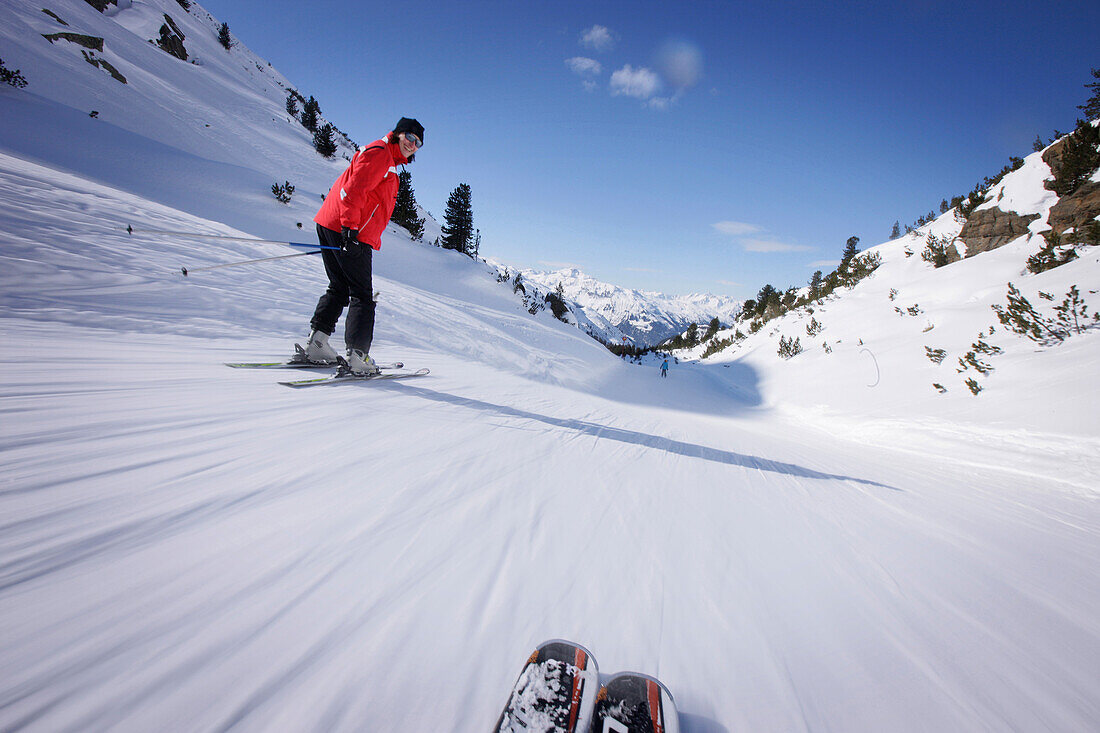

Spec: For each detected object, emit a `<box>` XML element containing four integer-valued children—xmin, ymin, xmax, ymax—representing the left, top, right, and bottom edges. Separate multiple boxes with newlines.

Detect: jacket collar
<box><xmin>386</xmin><ymin>134</ymin><xmax>409</xmax><ymax>165</ymax></box>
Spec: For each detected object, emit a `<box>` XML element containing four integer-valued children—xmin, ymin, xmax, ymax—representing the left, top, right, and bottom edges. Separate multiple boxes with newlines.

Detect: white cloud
<box><xmin>742</xmin><ymin>239</ymin><xmax>814</xmax><ymax>253</ymax></box>
<box><xmin>656</xmin><ymin>39</ymin><xmax>703</xmax><ymax>90</ymax></box>
<box><xmin>581</xmin><ymin>25</ymin><xmax>614</xmax><ymax>51</ymax></box>
<box><xmin>809</xmin><ymin>260</ymin><xmax>840</xmax><ymax>268</ymax></box>
<box><xmin>610</xmin><ymin>65</ymin><xmax>661</xmax><ymax>99</ymax></box>
<box><xmin>565</xmin><ymin>57</ymin><xmax>602</xmax><ymax>76</ymax></box>
<box><xmin>582</xmin><ymin>80</ymin><xmax>598</xmax><ymax>93</ymax></box>
<box><xmin>712</xmin><ymin>221</ymin><xmax>762</xmax><ymax>236</ymax></box>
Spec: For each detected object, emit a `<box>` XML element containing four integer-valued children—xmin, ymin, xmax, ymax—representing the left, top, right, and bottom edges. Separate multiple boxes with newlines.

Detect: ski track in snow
<box><xmin>1</xmin><ymin>8</ymin><xmax>1099</xmax><ymax>727</ymax></box>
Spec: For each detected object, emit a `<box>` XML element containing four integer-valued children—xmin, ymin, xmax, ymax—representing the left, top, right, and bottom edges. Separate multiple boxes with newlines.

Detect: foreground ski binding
<box><xmin>592</xmin><ymin>672</ymin><xmax>680</xmax><ymax>733</ymax></box>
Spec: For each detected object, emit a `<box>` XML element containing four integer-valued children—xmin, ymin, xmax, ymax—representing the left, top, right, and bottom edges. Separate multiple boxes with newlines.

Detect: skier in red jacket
<box><xmin>300</xmin><ymin>117</ymin><xmax>424</xmax><ymax>374</ymax></box>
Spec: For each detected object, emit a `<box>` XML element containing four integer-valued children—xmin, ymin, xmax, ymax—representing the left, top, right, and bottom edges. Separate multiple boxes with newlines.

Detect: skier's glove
<box><xmin>340</xmin><ymin>227</ymin><xmax>359</xmax><ymax>251</ymax></box>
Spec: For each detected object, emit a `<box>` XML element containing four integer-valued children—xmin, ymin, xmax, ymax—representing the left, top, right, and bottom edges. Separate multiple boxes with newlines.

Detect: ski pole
<box><xmin>180</xmin><ymin>249</ymin><xmax>323</xmax><ymax>277</ymax></box>
<box><xmin>126</xmin><ymin>225</ymin><xmax>338</xmax><ymax>250</ymax></box>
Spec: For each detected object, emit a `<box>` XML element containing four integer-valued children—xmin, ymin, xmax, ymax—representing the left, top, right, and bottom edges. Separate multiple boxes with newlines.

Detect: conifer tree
<box><xmin>808</xmin><ymin>270</ymin><xmax>823</xmax><ymax>300</ymax></box>
<box><xmin>441</xmin><ymin>183</ymin><xmax>474</xmax><ymax>256</ymax></box>
<box><xmin>756</xmin><ymin>284</ymin><xmax>780</xmax><ymax>319</ymax></box>
<box><xmin>1050</xmin><ymin>120</ymin><xmax>1100</xmax><ymax>196</ymax></box>
<box><xmin>704</xmin><ymin>317</ymin><xmax>721</xmax><ymax>340</ymax></box>
<box><xmin>217</xmin><ymin>23</ymin><xmax>232</xmax><ymax>50</ymax></box>
<box><xmin>841</xmin><ymin>236</ymin><xmax>860</xmax><ymax>266</ymax></box>
<box><xmin>300</xmin><ymin>96</ymin><xmax>320</xmax><ymax>133</ymax></box>
<box><xmin>392</xmin><ymin>170</ymin><xmax>425</xmax><ymax>239</ymax></box>
<box><xmin>313</xmin><ymin>123</ymin><xmax>337</xmax><ymax>157</ymax></box>
<box><xmin>285</xmin><ymin>94</ymin><xmax>298</xmax><ymax>118</ymax></box>
<box><xmin>1079</xmin><ymin>67</ymin><xmax>1100</xmax><ymax>120</ymax></box>
<box><xmin>890</xmin><ymin>221</ymin><xmax>901</xmax><ymax>239</ymax></box>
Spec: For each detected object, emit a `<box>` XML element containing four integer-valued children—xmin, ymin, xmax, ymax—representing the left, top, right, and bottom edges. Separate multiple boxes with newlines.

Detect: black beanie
<box><xmin>393</xmin><ymin>117</ymin><xmax>424</xmax><ymax>143</ymax></box>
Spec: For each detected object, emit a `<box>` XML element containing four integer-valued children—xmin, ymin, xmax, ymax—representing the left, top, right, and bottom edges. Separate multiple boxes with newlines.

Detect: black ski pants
<box><xmin>309</xmin><ymin>224</ymin><xmax>375</xmax><ymax>354</ymax></box>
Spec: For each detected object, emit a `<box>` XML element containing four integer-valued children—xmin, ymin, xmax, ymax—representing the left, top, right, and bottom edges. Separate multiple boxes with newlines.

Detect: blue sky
<box><xmin>201</xmin><ymin>0</ymin><xmax>1099</xmax><ymax>298</ymax></box>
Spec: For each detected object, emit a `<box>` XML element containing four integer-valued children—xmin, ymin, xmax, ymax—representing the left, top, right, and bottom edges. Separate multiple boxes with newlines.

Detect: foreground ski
<box><xmin>495</xmin><ymin>639</ymin><xmax>598</xmax><ymax>733</ymax></box>
<box><xmin>591</xmin><ymin>672</ymin><xmax>679</xmax><ymax>733</ymax></box>
<box><xmin>279</xmin><ymin>367</ymin><xmax>429</xmax><ymax>388</ymax></box>
<box><xmin>227</xmin><ymin>344</ymin><xmax>402</xmax><ymax>370</ymax></box>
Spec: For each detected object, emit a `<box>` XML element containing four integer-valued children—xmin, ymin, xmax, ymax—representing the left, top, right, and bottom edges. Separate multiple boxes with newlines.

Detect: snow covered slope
<box><xmin>0</xmin><ymin>0</ymin><xmax>357</xmax><ymax>247</ymax></box>
<box><xmin>2</xmin><ymin>3</ymin><xmax>1099</xmax><ymax>732</ymax></box>
<box><xmin>681</xmin><ymin>145</ymin><xmax>1100</xmax><ymax>445</ymax></box>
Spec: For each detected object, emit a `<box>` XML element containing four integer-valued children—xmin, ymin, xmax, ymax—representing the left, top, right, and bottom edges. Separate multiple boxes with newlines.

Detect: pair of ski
<box><xmin>496</xmin><ymin>639</ymin><xmax>678</xmax><ymax>733</ymax></box>
<box><xmin>226</xmin><ymin>344</ymin><xmax>429</xmax><ymax>388</ymax></box>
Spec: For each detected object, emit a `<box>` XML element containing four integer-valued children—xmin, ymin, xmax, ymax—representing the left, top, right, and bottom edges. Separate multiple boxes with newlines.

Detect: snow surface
<box><xmin>2</xmin><ymin>2</ymin><xmax>1099</xmax><ymax>731</ymax></box>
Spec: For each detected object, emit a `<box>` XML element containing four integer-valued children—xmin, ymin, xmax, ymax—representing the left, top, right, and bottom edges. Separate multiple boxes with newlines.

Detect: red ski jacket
<box><xmin>314</xmin><ymin>135</ymin><xmax>409</xmax><ymax>250</ymax></box>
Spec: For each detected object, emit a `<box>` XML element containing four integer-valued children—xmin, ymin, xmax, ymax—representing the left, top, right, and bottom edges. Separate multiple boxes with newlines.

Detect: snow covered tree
<box><xmin>313</xmin><ymin>123</ymin><xmax>336</xmax><ymax>158</ymax></box>
<box><xmin>777</xmin><ymin>335</ymin><xmax>803</xmax><ymax>359</ymax></box>
<box><xmin>217</xmin><ymin>23</ymin><xmax>232</xmax><ymax>50</ymax></box>
<box><xmin>890</xmin><ymin>221</ymin><xmax>901</xmax><ymax>239</ymax></box>
<box><xmin>441</xmin><ymin>183</ymin><xmax>474</xmax><ymax>256</ymax></box>
<box><xmin>392</xmin><ymin>170</ymin><xmax>425</xmax><ymax>240</ymax></box>
<box><xmin>285</xmin><ymin>94</ymin><xmax>298</xmax><ymax>118</ymax></box>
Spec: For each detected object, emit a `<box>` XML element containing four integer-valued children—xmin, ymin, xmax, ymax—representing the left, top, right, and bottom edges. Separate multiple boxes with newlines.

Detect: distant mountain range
<box><xmin>489</xmin><ymin>264</ymin><xmax>743</xmax><ymax>346</ymax></box>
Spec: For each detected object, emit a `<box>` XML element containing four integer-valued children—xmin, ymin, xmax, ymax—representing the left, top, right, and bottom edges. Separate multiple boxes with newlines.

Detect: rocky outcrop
<box><xmin>1047</xmin><ymin>181</ymin><xmax>1100</xmax><ymax>236</ymax></box>
<box><xmin>81</xmin><ymin>51</ymin><xmax>126</xmax><ymax>84</ymax></box>
<box><xmin>1044</xmin><ymin>132</ymin><xmax>1100</xmax><ymax>236</ymax></box>
<box><xmin>41</xmin><ymin>9</ymin><xmax>69</xmax><ymax>25</ymax></box>
<box><xmin>42</xmin><ymin>32</ymin><xmax>103</xmax><ymax>52</ymax></box>
<box><xmin>958</xmin><ymin>206</ymin><xmax>1040</xmax><ymax>257</ymax></box>
<box><xmin>157</xmin><ymin>14</ymin><xmax>188</xmax><ymax>61</ymax></box>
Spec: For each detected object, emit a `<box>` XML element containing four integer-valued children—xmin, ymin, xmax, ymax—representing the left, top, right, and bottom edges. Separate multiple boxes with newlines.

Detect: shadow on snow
<box><xmin>379</xmin><ymin>383</ymin><xmax>896</xmax><ymax>490</ymax></box>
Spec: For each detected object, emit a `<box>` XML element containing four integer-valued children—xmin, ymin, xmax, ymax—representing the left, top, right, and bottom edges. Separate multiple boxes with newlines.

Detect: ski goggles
<box><xmin>404</xmin><ymin>132</ymin><xmax>423</xmax><ymax>149</ymax></box>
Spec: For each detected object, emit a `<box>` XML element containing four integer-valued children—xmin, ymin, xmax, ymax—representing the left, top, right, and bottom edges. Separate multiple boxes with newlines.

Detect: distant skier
<box><xmin>299</xmin><ymin>117</ymin><xmax>425</xmax><ymax>374</ymax></box>
<box><xmin>660</xmin><ymin>358</ymin><xmax>668</xmax><ymax>378</ymax></box>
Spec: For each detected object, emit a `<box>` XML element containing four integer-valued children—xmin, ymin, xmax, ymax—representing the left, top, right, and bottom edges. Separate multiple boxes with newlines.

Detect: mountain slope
<box><xmin>679</xmin><ymin>144</ymin><xmax>1100</xmax><ymax>442</ymax></box>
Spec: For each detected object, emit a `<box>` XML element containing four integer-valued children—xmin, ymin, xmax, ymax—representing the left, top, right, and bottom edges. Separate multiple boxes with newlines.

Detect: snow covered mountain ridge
<box><xmin>489</xmin><ymin>263</ymin><xmax>743</xmax><ymax>346</ymax></box>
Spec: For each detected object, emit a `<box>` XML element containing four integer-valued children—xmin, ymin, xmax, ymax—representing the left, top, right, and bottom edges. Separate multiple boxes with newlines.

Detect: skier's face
<box><xmin>398</xmin><ymin>132</ymin><xmax>421</xmax><ymax>158</ymax></box>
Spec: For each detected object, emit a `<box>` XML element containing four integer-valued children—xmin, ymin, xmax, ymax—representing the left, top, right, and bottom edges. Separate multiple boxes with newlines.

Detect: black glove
<box><xmin>340</xmin><ymin>227</ymin><xmax>359</xmax><ymax>252</ymax></box>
